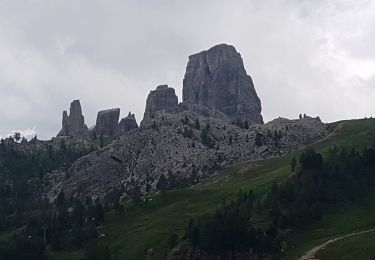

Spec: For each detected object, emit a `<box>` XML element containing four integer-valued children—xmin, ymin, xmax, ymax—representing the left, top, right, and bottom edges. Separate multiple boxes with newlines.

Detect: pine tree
<box><xmin>131</xmin><ymin>184</ymin><xmax>142</xmax><ymax>205</ymax></box>
<box><xmin>194</xmin><ymin>118</ymin><xmax>200</xmax><ymax>130</ymax></box>
<box><xmin>255</xmin><ymin>133</ymin><xmax>263</xmax><ymax>147</ymax></box>
<box><xmin>55</xmin><ymin>190</ymin><xmax>65</xmax><ymax>207</ymax></box>
<box><xmin>13</xmin><ymin>132</ymin><xmax>21</xmax><ymax>142</ymax></box>
<box><xmin>290</xmin><ymin>157</ymin><xmax>297</xmax><ymax>172</ymax></box>
<box><xmin>99</xmin><ymin>134</ymin><xmax>104</xmax><ymax>148</ymax></box>
<box><xmin>157</xmin><ymin>174</ymin><xmax>168</xmax><ymax>195</ymax></box>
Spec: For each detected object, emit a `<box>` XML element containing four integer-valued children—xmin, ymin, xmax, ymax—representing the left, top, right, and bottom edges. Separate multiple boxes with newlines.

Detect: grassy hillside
<box><xmin>50</xmin><ymin>118</ymin><xmax>375</xmax><ymax>260</ymax></box>
<box><xmin>316</xmin><ymin>231</ymin><xmax>375</xmax><ymax>260</ymax></box>
<box><xmin>280</xmin><ymin>119</ymin><xmax>375</xmax><ymax>259</ymax></box>
<box><xmin>281</xmin><ymin>193</ymin><xmax>375</xmax><ymax>259</ymax></box>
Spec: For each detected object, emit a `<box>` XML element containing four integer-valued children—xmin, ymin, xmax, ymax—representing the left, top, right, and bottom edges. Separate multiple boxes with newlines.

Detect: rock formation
<box><xmin>182</xmin><ymin>44</ymin><xmax>263</xmax><ymax>124</ymax></box>
<box><xmin>46</xmin><ymin>112</ymin><xmax>327</xmax><ymax>201</ymax></box>
<box><xmin>143</xmin><ymin>85</ymin><xmax>178</xmax><ymax>120</ymax></box>
<box><xmin>57</xmin><ymin>100</ymin><xmax>89</xmax><ymax>137</ymax></box>
<box><xmin>94</xmin><ymin>108</ymin><xmax>120</xmax><ymax>136</ymax></box>
<box><xmin>46</xmin><ymin>44</ymin><xmax>329</xmax><ymax>203</ymax></box>
<box><xmin>116</xmin><ymin>112</ymin><xmax>138</xmax><ymax>136</ymax></box>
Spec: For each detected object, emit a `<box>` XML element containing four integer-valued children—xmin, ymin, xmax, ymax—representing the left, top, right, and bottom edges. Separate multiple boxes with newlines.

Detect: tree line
<box><xmin>183</xmin><ymin>142</ymin><xmax>375</xmax><ymax>258</ymax></box>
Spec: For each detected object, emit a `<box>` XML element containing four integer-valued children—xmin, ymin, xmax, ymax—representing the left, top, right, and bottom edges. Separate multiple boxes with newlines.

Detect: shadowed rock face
<box><xmin>94</xmin><ymin>108</ymin><xmax>120</xmax><ymax>136</ymax></box>
<box><xmin>182</xmin><ymin>44</ymin><xmax>263</xmax><ymax>124</ymax></box>
<box><xmin>57</xmin><ymin>100</ymin><xmax>89</xmax><ymax>137</ymax></box>
<box><xmin>116</xmin><ymin>112</ymin><xmax>138</xmax><ymax>135</ymax></box>
<box><xmin>143</xmin><ymin>84</ymin><xmax>178</xmax><ymax>120</ymax></box>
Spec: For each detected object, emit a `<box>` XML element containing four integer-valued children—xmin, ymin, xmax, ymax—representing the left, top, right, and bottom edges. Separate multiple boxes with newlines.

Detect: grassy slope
<box><xmin>316</xmin><ymin>231</ymin><xmax>375</xmax><ymax>260</ymax></box>
<box><xmin>101</xmin><ymin>158</ymin><xmax>292</xmax><ymax>259</ymax></box>
<box><xmin>281</xmin><ymin>194</ymin><xmax>375</xmax><ymax>259</ymax></box>
<box><xmin>281</xmin><ymin>119</ymin><xmax>375</xmax><ymax>259</ymax></box>
<box><xmin>50</xmin><ymin>118</ymin><xmax>375</xmax><ymax>260</ymax></box>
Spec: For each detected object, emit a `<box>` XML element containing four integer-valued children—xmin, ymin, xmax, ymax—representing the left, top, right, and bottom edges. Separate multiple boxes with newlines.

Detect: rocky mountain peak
<box><xmin>182</xmin><ymin>43</ymin><xmax>263</xmax><ymax>124</ymax></box>
<box><xmin>126</xmin><ymin>111</ymin><xmax>136</xmax><ymax>119</ymax></box>
<box><xmin>69</xmin><ymin>100</ymin><xmax>84</xmax><ymax>118</ymax></box>
<box><xmin>156</xmin><ymin>84</ymin><xmax>169</xmax><ymax>90</ymax></box>
<box><xmin>57</xmin><ymin>99</ymin><xmax>89</xmax><ymax>137</ymax></box>
<box><xmin>116</xmin><ymin>112</ymin><xmax>138</xmax><ymax>136</ymax></box>
<box><xmin>48</xmin><ymin>44</ymin><xmax>329</xmax><ymax>204</ymax></box>
<box><xmin>143</xmin><ymin>84</ymin><xmax>179</xmax><ymax>120</ymax></box>
<box><xmin>94</xmin><ymin>108</ymin><xmax>120</xmax><ymax>136</ymax></box>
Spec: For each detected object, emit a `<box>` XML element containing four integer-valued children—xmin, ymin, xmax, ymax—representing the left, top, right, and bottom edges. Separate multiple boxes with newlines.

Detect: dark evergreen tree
<box><xmin>244</xmin><ymin>121</ymin><xmax>250</xmax><ymax>129</ymax></box>
<box><xmin>99</xmin><ymin>134</ymin><xmax>104</xmax><ymax>148</ymax></box>
<box><xmin>255</xmin><ymin>133</ymin><xmax>263</xmax><ymax>147</ymax></box>
<box><xmin>290</xmin><ymin>157</ymin><xmax>297</xmax><ymax>172</ymax></box>
<box><xmin>13</xmin><ymin>132</ymin><xmax>21</xmax><ymax>142</ymax></box>
<box><xmin>194</xmin><ymin>118</ymin><xmax>200</xmax><ymax>130</ymax></box>
<box><xmin>55</xmin><ymin>190</ymin><xmax>65</xmax><ymax>207</ymax></box>
<box><xmin>157</xmin><ymin>174</ymin><xmax>168</xmax><ymax>195</ymax></box>
<box><xmin>130</xmin><ymin>184</ymin><xmax>142</xmax><ymax>205</ymax></box>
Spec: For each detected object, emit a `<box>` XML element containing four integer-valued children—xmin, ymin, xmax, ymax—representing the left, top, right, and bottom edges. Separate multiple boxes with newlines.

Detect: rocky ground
<box><xmin>44</xmin><ymin>111</ymin><xmax>328</xmax><ymax>202</ymax></box>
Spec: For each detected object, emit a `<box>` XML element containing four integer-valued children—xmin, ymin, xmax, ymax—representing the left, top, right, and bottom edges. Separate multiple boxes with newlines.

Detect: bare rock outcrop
<box><xmin>94</xmin><ymin>108</ymin><xmax>120</xmax><ymax>137</ymax></box>
<box><xmin>182</xmin><ymin>44</ymin><xmax>263</xmax><ymax>124</ymax></box>
<box><xmin>116</xmin><ymin>112</ymin><xmax>138</xmax><ymax>136</ymax></box>
<box><xmin>46</xmin><ymin>112</ymin><xmax>327</xmax><ymax>201</ymax></box>
<box><xmin>143</xmin><ymin>85</ymin><xmax>178</xmax><ymax>120</ymax></box>
<box><xmin>57</xmin><ymin>100</ymin><xmax>89</xmax><ymax>137</ymax></box>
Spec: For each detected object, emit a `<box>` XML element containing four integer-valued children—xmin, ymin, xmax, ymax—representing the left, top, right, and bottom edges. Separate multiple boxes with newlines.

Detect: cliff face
<box><xmin>182</xmin><ymin>44</ymin><xmax>263</xmax><ymax>124</ymax></box>
<box><xmin>94</xmin><ymin>108</ymin><xmax>120</xmax><ymax>137</ymax></box>
<box><xmin>57</xmin><ymin>100</ymin><xmax>89</xmax><ymax>138</ymax></box>
<box><xmin>143</xmin><ymin>85</ymin><xmax>179</xmax><ymax>120</ymax></box>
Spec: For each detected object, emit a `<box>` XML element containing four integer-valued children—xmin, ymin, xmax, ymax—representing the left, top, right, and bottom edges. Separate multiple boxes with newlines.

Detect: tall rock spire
<box><xmin>94</xmin><ymin>108</ymin><xmax>120</xmax><ymax>137</ymax></box>
<box><xmin>182</xmin><ymin>44</ymin><xmax>263</xmax><ymax>124</ymax></box>
<box><xmin>143</xmin><ymin>84</ymin><xmax>178</xmax><ymax>120</ymax></box>
<box><xmin>57</xmin><ymin>100</ymin><xmax>89</xmax><ymax>137</ymax></box>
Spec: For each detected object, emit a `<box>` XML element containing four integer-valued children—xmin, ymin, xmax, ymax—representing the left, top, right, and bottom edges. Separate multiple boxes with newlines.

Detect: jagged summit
<box><xmin>94</xmin><ymin>108</ymin><xmax>120</xmax><ymax>136</ymax></box>
<box><xmin>182</xmin><ymin>43</ymin><xmax>263</xmax><ymax>124</ymax></box>
<box><xmin>116</xmin><ymin>112</ymin><xmax>138</xmax><ymax>135</ymax></box>
<box><xmin>59</xmin><ymin>44</ymin><xmax>271</xmax><ymax>139</ymax></box>
<box><xmin>57</xmin><ymin>101</ymin><xmax>139</xmax><ymax>138</ymax></box>
<box><xmin>49</xmin><ymin>44</ymin><xmax>329</xmax><ymax>204</ymax></box>
<box><xmin>187</xmin><ymin>43</ymin><xmax>239</xmax><ymax>66</ymax></box>
<box><xmin>57</xmin><ymin>99</ymin><xmax>89</xmax><ymax>137</ymax></box>
<box><xmin>143</xmin><ymin>84</ymin><xmax>179</xmax><ymax>120</ymax></box>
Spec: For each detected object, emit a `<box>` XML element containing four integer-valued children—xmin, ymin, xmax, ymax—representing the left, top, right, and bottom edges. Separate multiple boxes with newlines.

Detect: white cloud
<box><xmin>315</xmin><ymin>34</ymin><xmax>375</xmax><ymax>83</ymax></box>
<box><xmin>0</xmin><ymin>127</ymin><xmax>37</xmax><ymax>140</ymax></box>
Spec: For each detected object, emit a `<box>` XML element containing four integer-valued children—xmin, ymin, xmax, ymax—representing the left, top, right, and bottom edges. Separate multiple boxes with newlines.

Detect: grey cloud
<box><xmin>0</xmin><ymin>0</ymin><xmax>374</xmax><ymax>139</ymax></box>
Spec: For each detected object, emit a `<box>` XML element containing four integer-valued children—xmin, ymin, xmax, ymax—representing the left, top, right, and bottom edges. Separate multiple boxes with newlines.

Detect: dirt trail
<box><xmin>298</xmin><ymin>228</ymin><xmax>375</xmax><ymax>260</ymax></box>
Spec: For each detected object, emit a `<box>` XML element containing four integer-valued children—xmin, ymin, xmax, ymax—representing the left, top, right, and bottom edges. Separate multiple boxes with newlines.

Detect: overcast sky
<box><xmin>0</xmin><ymin>0</ymin><xmax>374</xmax><ymax>139</ymax></box>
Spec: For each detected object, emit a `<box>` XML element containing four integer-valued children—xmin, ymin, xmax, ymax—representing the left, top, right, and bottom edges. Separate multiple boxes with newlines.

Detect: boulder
<box><xmin>57</xmin><ymin>100</ymin><xmax>89</xmax><ymax>137</ymax></box>
<box><xmin>182</xmin><ymin>44</ymin><xmax>263</xmax><ymax>124</ymax></box>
